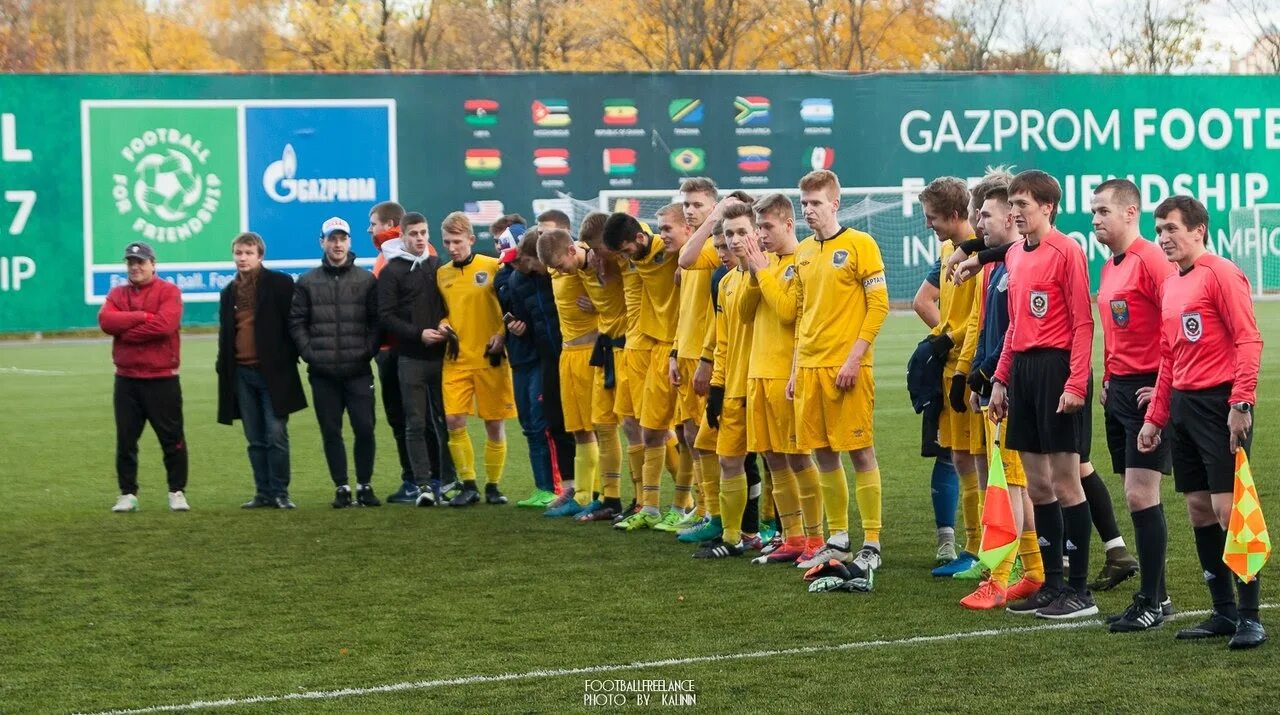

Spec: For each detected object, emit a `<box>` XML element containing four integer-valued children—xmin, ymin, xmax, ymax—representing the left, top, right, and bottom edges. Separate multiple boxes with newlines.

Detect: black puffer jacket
<box><xmin>503</xmin><ymin>266</ymin><xmax>561</xmax><ymax>365</ymax></box>
<box><xmin>289</xmin><ymin>253</ymin><xmax>379</xmax><ymax>378</ymax></box>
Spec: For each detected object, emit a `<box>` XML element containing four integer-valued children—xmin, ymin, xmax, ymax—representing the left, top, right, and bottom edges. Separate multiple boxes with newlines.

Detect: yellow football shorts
<box><xmin>676</xmin><ymin>357</ymin><xmax>706</xmax><ymax>425</ymax></box>
<box><xmin>795</xmin><ymin>365</ymin><xmax>875</xmax><ymax>452</ymax></box>
<box><xmin>559</xmin><ymin>345</ymin><xmax>595</xmax><ymax>433</ymax></box>
<box><xmin>715</xmin><ymin>396</ymin><xmax>748</xmax><ymax>458</ymax></box>
<box><xmin>638</xmin><ymin>342</ymin><xmax>678</xmax><ymax>432</ymax></box>
<box><xmin>443</xmin><ymin>364</ymin><xmax>516</xmax><ymax>421</ymax></box>
<box><xmin>613</xmin><ymin>347</ymin><xmax>644</xmax><ymax>418</ymax></box>
<box><xmin>984</xmin><ymin>409</ymin><xmax>1026</xmax><ymax>487</ymax></box>
<box><xmin>747</xmin><ymin>377</ymin><xmax>799</xmax><ymax>454</ymax></box>
<box><xmin>591</xmin><ymin>365</ymin><xmax>617</xmax><ymax>426</ymax></box>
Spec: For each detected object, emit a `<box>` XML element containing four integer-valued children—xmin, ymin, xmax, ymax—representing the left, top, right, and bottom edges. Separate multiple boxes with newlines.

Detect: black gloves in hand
<box><xmin>949</xmin><ymin>374</ymin><xmax>968</xmax><ymax>413</ymax></box>
<box><xmin>443</xmin><ymin>327</ymin><xmax>460</xmax><ymax>361</ymax></box>
<box><xmin>926</xmin><ymin>333</ymin><xmax>954</xmax><ymax>361</ymax></box>
<box><xmin>967</xmin><ymin>366</ymin><xmax>991</xmax><ymax>399</ymax></box>
<box><xmin>706</xmin><ymin>385</ymin><xmax>725</xmax><ymax>430</ymax></box>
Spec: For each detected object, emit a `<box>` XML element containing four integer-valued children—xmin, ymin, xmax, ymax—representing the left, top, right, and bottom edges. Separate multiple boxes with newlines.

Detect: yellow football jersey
<box><xmin>931</xmin><ymin>239</ymin><xmax>979</xmax><ymax>373</ymax></box>
<box><xmin>577</xmin><ymin>243</ymin><xmax>627</xmax><ymax>339</ymax></box>
<box><xmin>743</xmin><ymin>252</ymin><xmax>799</xmax><ymax>380</ymax></box>
<box><xmin>711</xmin><ymin>268</ymin><xmax>755</xmax><ymax>399</ymax></box>
<box><xmin>619</xmin><ymin>255</ymin><xmax>643</xmax><ymax>344</ymax></box>
<box><xmin>956</xmin><ymin>264</ymin><xmax>987</xmax><ymax>375</ymax></box>
<box><xmin>793</xmin><ymin>228</ymin><xmax>889</xmax><ymax>369</ymax></box>
<box><xmin>675</xmin><ymin>242</ymin><xmax>720</xmax><ymax>360</ymax></box>
<box><xmin>437</xmin><ymin>254</ymin><xmax>505</xmax><ymax>369</ymax></box>
<box><xmin>632</xmin><ymin>231</ymin><xmax>678</xmax><ymax>346</ymax></box>
<box><xmin>551</xmin><ymin>266</ymin><xmax>598</xmax><ymax>343</ymax></box>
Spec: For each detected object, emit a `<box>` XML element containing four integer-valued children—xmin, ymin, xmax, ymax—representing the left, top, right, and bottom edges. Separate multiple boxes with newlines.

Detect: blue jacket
<box><xmin>972</xmin><ymin>263</ymin><xmax>1010</xmax><ymax>390</ymax></box>
<box><xmin>498</xmin><ymin>265</ymin><xmax>560</xmax><ymax>367</ymax></box>
<box><xmin>906</xmin><ymin>337</ymin><xmax>944</xmax><ymax>415</ymax></box>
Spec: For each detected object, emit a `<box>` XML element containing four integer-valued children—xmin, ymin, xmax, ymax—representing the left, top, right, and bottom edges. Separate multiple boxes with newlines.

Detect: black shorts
<box><xmin>1007</xmin><ymin>349</ymin><xmax>1092</xmax><ymax>457</ymax></box>
<box><xmin>1104</xmin><ymin>373</ymin><xmax>1172</xmax><ymax>475</ymax></box>
<box><xmin>1170</xmin><ymin>384</ymin><xmax>1250</xmax><ymax>495</ymax></box>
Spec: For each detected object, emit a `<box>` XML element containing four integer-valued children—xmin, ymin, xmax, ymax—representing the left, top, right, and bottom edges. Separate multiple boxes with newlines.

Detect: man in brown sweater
<box><xmin>217</xmin><ymin>232</ymin><xmax>308</xmax><ymax>508</ymax></box>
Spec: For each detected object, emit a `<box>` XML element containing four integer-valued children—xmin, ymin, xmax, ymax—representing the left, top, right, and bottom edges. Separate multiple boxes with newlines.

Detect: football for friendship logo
<box><xmin>116</xmin><ymin>128</ymin><xmax>224</xmax><ymax>242</ymax></box>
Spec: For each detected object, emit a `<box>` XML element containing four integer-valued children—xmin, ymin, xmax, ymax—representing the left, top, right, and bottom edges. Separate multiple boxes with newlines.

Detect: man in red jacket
<box><xmin>97</xmin><ymin>241</ymin><xmax>188</xmax><ymax>513</ymax></box>
<box><xmin>1139</xmin><ymin>195</ymin><xmax>1266</xmax><ymax>650</ymax></box>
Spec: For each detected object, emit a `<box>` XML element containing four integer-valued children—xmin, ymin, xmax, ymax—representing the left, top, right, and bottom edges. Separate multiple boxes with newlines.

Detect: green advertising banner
<box><xmin>1</xmin><ymin>73</ymin><xmax>1278</xmax><ymax>332</ymax></box>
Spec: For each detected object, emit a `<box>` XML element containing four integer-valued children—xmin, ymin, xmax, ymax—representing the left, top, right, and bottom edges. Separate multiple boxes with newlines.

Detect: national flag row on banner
<box><xmin>464</xmin><ymin>97</ymin><xmax>836</xmax><ymax>128</ymax></box>
<box><xmin>463</xmin><ymin>146</ymin><xmax>836</xmax><ymax>177</ymax></box>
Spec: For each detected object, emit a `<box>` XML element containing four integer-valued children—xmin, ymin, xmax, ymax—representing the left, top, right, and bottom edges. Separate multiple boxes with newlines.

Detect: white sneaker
<box><xmin>112</xmin><ymin>494</ymin><xmax>139</xmax><ymax>513</ymax></box>
<box><xmin>853</xmin><ymin>545</ymin><xmax>882</xmax><ymax>572</ymax></box>
<box><xmin>795</xmin><ymin>544</ymin><xmax>854</xmax><ymax>570</ymax></box>
<box><xmin>168</xmin><ymin>491</ymin><xmax>190</xmax><ymax>511</ymax></box>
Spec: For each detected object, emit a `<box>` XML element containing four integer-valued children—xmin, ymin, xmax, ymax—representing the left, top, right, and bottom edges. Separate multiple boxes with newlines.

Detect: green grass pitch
<box><xmin>2</xmin><ymin>307</ymin><xmax>1278</xmax><ymax>714</ymax></box>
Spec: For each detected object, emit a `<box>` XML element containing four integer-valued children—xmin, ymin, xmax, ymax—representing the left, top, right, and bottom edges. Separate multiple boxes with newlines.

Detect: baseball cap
<box><xmin>322</xmin><ymin>217</ymin><xmax>351</xmax><ymax>238</ymax></box>
<box><xmin>123</xmin><ymin>241</ymin><xmax>156</xmax><ymax>261</ymax></box>
<box><xmin>496</xmin><ymin>224</ymin><xmax>527</xmax><ymax>264</ymax></box>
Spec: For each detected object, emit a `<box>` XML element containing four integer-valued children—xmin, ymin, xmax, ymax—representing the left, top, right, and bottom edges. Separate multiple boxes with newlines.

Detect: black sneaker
<box><xmin>1088</xmin><ymin>547</ymin><xmax>1140</xmax><ymax>591</ymax></box>
<box><xmin>1006</xmin><ymin>586</ymin><xmax>1061</xmax><ymax>615</ymax></box>
<box><xmin>485</xmin><ymin>483</ymin><xmax>508</xmax><ymax>505</ymax></box>
<box><xmin>1107</xmin><ymin>596</ymin><xmax>1174</xmax><ymax>624</ymax></box>
<box><xmin>448</xmin><ymin>486</ymin><xmax>481</xmax><ymax>507</ymax></box>
<box><xmin>1036</xmin><ymin>588</ymin><xmax>1099</xmax><ymax>620</ymax></box>
<box><xmin>274</xmin><ymin>495</ymin><xmax>296</xmax><ymax>509</ymax></box>
<box><xmin>332</xmin><ymin>485</ymin><xmax>353</xmax><ymax>509</ymax></box>
<box><xmin>692</xmin><ymin>537</ymin><xmax>746</xmax><ymax>559</ymax></box>
<box><xmin>1176</xmin><ymin>611</ymin><xmax>1238</xmax><ymax>639</ymax></box>
<box><xmin>242</xmin><ymin>495</ymin><xmax>274</xmax><ymax>509</ymax></box>
<box><xmin>1109</xmin><ymin>593</ymin><xmax>1164</xmax><ymax>632</ymax></box>
<box><xmin>1228</xmin><ymin>619</ymin><xmax>1267</xmax><ymax>650</ymax></box>
<box><xmin>355</xmin><ymin>484</ymin><xmax>382</xmax><ymax>507</ymax></box>
<box><xmin>612</xmin><ymin>501</ymin><xmax>640</xmax><ymax>525</ymax></box>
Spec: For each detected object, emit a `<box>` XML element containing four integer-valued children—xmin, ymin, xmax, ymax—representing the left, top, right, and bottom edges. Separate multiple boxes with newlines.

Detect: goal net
<box><xmin>1228</xmin><ymin>204</ymin><xmax>1280</xmax><ymax>297</ymax></box>
<box><xmin>550</xmin><ymin>186</ymin><xmax>933</xmax><ymax>305</ymax></box>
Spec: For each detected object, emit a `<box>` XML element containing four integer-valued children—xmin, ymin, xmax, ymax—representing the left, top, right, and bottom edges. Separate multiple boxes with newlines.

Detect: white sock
<box><xmin>827</xmin><ymin>531</ymin><xmax>850</xmax><ymax>549</ymax></box>
<box><xmin>1103</xmin><ymin>536</ymin><xmax>1125</xmax><ymax>551</ymax></box>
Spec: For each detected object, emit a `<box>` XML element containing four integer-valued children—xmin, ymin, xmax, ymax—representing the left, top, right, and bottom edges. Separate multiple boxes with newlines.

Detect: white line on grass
<box><xmin>0</xmin><ymin>366</ymin><xmax>70</xmax><ymax>375</ymax></box>
<box><xmin>78</xmin><ymin>603</ymin><xmax>1275</xmax><ymax>715</ymax></box>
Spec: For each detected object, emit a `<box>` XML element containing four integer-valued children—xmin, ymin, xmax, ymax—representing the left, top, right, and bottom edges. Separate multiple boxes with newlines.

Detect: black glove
<box><xmin>949</xmin><ymin>374</ymin><xmax>968</xmax><ymax>413</ymax></box>
<box><xmin>443</xmin><ymin>327</ymin><xmax>460</xmax><ymax>361</ymax></box>
<box><xmin>967</xmin><ymin>366</ymin><xmax>991</xmax><ymax>399</ymax></box>
<box><xmin>706</xmin><ymin>385</ymin><xmax>725</xmax><ymax>430</ymax></box>
<box><xmin>486</xmin><ymin>347</ymin><xmax>504</xmax><ymax>367</ymax></box>
<box><xmin>926</xmin><ymin>333</ymin><xmax>954</xmax><ymax>361</ymax></box>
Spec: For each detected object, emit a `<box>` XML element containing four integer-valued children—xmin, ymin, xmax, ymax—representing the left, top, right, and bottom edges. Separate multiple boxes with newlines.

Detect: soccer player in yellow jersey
<box><xmin>789</xmin><ymin>170</ymin><xmax>890</xmax><ymax>576</ymax></box>
<box><xmin>918</xmin><ymin>177</ymin><xmax>988</xmax><ymax>579</ymax></box>
<box><xmin>736</xmin><ymin>193</ymin><xmax>822</xmax><ymax>565</ymax></box>
<box><xmin>436</xmin><ymin>212</ymin><xmax>516</xmax><ymax>506</ymax></box>
<box><xmin>535</xmin><ymin>228</ymin><xmax>604</xmax><ymax>519</ymax></box>
<box><xmin>603</xmin><ymin>210</ymin><xmax>688</xmax><ymax>531</ymax></box>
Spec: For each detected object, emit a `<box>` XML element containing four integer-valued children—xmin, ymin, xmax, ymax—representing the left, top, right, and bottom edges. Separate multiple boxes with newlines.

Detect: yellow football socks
<box><xmin>641</xmin><ymin>445</ymin><xmax>664</xmax><ymax>509</ymax></box>
<box><xmin>597</xmin><ymin>426</ymin><xmax>622</xmax><ymax>500</ymax></box>
<box><xmin>719</xmin><ymin>473</ymin><xmax>748</xmax><ymax>544</ymax></box>
<box><xmin>699</xmin><ymin>452</ymin><xmax>721</xmax><ymax>517</ymax></box>
<box><xmin>795</xmin><ymin>464</ymin><xmax>823</xmax><ymax>538</ymax></box>
<box><xmin>447</xmin><ymin>427</ymin><xmax>475</xmax><ymax>482</ymax></box>
<box><xmin>854</xmin><ymin>468</ymin><xmax>882</xmax><ymax>544</ymax></box>
<box><xmin>960</xmin><ymin>470</ymin><xmax>981</xmax><ymax>553</ymax></box>
<box><xmin>674</xmin><ymin>443</ymin><xmax>695</xmax><ymax>510</ymax></box>
<box><xmin>770</xmin><ymin>466</ymin><xmax>802</xmax><ymax>539</ymax></box>
<box><xmin>626</xmin><ymin>444</ymin><xmax>644</xmax><ymax>503</ymax></box>
<box><xmin>1020</xmin><ymin>529</ymin><xmax>1046</xmax><ymax>583</ymax></box>
<box><xmin>483</xmin><ymin>440</ymin><xmax>506</xmax><ymax>486</ymax></box>
<box><xmin>574</xmin><ymin>440</ymin><xmax>600</xmax><ymax>506</ymax></box>
<box><xmin>819</xmin><ymin>465</ymin><xmax>849</xmax><ymax>535</ymax></box>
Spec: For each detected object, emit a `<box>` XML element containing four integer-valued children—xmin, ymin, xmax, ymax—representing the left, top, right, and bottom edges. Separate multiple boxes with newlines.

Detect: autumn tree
<box><xmin>790</xmin><ymin>0</ymin><xmax>944</xmax><ymax>71</ymax></box>
<box><xmin>1090</xmin><ymin>0</ymin><xmax>1211</xmax><ymax>73</ymax></box>
<box><xmin>1225</xmin><ymin>0</ymin><xmax>1280</xmax><ymax>73</ymax></box>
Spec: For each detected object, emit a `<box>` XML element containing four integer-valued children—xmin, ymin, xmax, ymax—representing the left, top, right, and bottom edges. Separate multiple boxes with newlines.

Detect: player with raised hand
<box><xmin>1091</xmin><ymin>179</ymin><xmax>1178</xmax><ymax>631</ymax></box>
<box><xmin>737</xmin><ymin>193</ymin><xmax>820</xmax><ymax>564</ymax></box>
<box><xmin>436</xmin><ymin>212</ymin><xmax>516</xmax><ymax>507</ymax></box>
<box><xmin>1138</xmin><ymin>196</ymin><xmax>1265</xmax><ymax>649</ymax></box>
<box><xmin>789</xmin><ymin>170</ymin><xmax>890</xmax><ymax>579</ymax></box>
<box><xmin>988</xmin><ymin>171</ymin><xmax>1097</xmax><ymax>619</ymax></box>
<box><xmin>917</xmin><ymin>177</ymin><xmax>986</xmax><ymax>580</ymax></box>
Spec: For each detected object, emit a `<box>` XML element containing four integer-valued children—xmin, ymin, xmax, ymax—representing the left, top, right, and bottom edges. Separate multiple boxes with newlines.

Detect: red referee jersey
<box><xmin>994</xmin><ymin>228</ymin><xmax>1094</xmax><ymax>398</ymax></box>
<box><xmin>1097</xmin><ymin>237</ymin><xmax>1176</xmax><ymax>381</ymax></box>
<box><xmin>1145</xmin><ymin>252</ymin><xmax>1263</xmax><ymax>428</ymax></box>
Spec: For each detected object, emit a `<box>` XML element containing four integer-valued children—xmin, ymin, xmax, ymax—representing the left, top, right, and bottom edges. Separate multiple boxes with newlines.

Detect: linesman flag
<box><xmin>1224</xmin><ymin>450</ymin><xmax>1271</xmax><ymax>583</ymax></box>
<box><xmin>977</xmin><ymin>429</ymin><xmax>1018</xmax><ymax>570</ymax></box>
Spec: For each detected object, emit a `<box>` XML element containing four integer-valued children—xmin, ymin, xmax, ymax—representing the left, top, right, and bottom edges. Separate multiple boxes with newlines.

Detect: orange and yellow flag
<box><xmin>1223</xmin><ymin>450</ymin><xmax>1271</xmax><ymax>584</ymax></box>
<box><xmin>978</xmin><ymin>438</ymin><xmax>1018</xmax><ymax>570</ymax></box>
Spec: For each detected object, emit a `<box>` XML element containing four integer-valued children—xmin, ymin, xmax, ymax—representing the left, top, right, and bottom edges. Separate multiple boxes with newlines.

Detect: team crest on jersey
<box><xmin>653</xmin><ymin>249</ymin><xmax>666</xmax><ymax>265</ymax></box>
<box><xmin>831</xmin><ymin>249</ymin><xmax>849</xmax><ymax>267</ymax></box>
<box><xmin>1181</xmin><ymin>311</ymin><xmax>1203</xmax><ymax>342</ymax></box>
<box><xmin>783</xmin><ymin>264</ymin><xmax>797</xmax><ymax>280</ymax></box>
<box><xmin>474</xmin><ymin>271</ymin><xmax>489</xmax><ymax>286</ymax></box>
<box><xmin>1110</xmin><ymin>299</ymin><xmax>1130</xmax><ymax>328</ymax></box>
<box><xmin>1030</xmin><ymin>290</ymin><xmax>1049</xmax><ymax>318</ymax></box>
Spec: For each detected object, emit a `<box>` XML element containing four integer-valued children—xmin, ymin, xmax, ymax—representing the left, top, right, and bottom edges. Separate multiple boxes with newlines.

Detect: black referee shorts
<box><xmin>1007</xmin><ymin>349</ymin><xmax>1092</xmax><ymax>457</ymax></box>
<box><xmin>1104</xmin><ymin>373</ymin><xmax>1172</xmax><ymax>475</ymax></box>
<box><xmin>1170</xmin><ymin>384</ymin><xmax>1249</xmax><ymax>495</ymax></box>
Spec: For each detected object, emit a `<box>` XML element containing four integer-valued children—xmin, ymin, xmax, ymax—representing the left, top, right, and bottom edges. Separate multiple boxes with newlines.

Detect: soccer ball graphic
<box><xmin>133</xmin><ymin>149</ymin><xmax>202</xmax><ymax>222</ymax></box>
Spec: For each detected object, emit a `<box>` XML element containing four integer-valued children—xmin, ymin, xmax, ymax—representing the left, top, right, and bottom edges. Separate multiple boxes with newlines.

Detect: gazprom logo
<box><xmin>262</xmin><ymin>144</ymin><xmax>377</xmax><ymax>203</ymax></box>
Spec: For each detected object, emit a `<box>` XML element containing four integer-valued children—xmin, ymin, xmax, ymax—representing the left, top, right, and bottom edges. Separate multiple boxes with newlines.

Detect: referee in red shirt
<box><xmin>1138</xmin><ymin>195</ymin><xmax>1265</xmax><ymax>650</ymax></box>
<box><xmin>1092</xmin><ymin>179</ymin><xmax>1178</xmax><ymax>631</ymax></box>
<box><xmin>989</xmin><ymin>170</ymin><xmax>1097</xmax><ymax>619</ymax></box>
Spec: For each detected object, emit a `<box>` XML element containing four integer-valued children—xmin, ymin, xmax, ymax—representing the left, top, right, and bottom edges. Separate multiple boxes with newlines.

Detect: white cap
<box><xmin>322</xmin><ymin>217</ymin><xmax>351</xmax><ymax>237</ymax></box>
